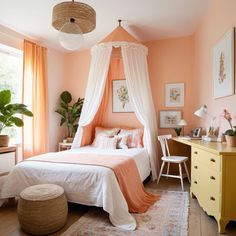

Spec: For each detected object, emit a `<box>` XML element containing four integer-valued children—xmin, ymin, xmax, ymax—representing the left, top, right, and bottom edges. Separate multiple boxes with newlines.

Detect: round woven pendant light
<box><xmin>52</xmin><ymin>0</ymin><xmax>96</xmax><ymax>50</ymax></box>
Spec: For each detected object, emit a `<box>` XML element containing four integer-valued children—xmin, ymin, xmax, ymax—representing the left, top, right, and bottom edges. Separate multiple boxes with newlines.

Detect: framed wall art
<box><xmin>213</xmin><ymin>28</ymin><xmax>235</xmax><ymax>99</ymax></box>
<box><xmin>112</xmin><ymin>79</ymin><xmax>134</xmax><ymax>113</ymax></box>
<box><xmin>159</xmin><ymin>110</ymin><xmax>182</xmax><ymax>128</ymax></box>
<box><xmin>165</xmin><ymin>83</ymin><xmax>184</xmax><ymax>107</ymax></box>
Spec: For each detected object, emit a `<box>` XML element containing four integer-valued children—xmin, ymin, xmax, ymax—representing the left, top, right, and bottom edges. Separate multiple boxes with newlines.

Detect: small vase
<box><xmin>66</xmin><ymin>137</ymin><xmax>74</xmax><ymax>143</ymax></box>
<box><xmin>225</xmin><ymin>135</ymin><xmax>236</xmax><ymax>147</ymax></box>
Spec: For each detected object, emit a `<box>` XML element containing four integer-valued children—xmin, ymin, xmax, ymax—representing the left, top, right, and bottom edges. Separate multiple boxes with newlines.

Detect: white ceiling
<box><xmin>0</xmin><ymin>0</ymin><xmax>212</xmax><ymax>52</ymax></box>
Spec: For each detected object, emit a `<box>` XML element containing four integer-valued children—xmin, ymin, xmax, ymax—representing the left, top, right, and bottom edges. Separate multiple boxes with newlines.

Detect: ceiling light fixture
<box><xmin>52</xmin><ymin>0</ymin><xmax>96</xmax><ymax>51</ymax></box>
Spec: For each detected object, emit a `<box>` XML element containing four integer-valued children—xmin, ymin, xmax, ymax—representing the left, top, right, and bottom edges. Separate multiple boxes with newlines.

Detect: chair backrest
<box><xmin>157</xmin><ymin>134</ymin><xmax>172</xmax><ymax>157</ymax></box>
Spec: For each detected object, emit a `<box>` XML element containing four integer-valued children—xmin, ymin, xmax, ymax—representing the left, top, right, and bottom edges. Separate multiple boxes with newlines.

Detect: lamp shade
<box><xmin>194</xmin><ymin>105</ymin><xmax>207</xmax><ymax>118</ymax></box>
<box><xmin>178</xmin><ymin>119</ymin><xmax>187</xmax><ymax>126</ymax></box>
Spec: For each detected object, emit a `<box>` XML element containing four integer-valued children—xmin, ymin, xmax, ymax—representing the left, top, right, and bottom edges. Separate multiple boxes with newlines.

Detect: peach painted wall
<box><xmin>145</xmin><ymin>37</ymin><xmax>194</xmax><ymax>136</ymax></box>
<box><xmin>192</xmin><ymin>0</ymin><xmax>236</xmax><ymax>134</ymax></box>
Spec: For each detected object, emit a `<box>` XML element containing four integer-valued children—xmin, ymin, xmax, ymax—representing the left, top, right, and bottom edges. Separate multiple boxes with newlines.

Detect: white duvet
<box><xmin>0</xmin><ymin>147</ymin><xmax>150</xmax><ymax>230</ymax></box>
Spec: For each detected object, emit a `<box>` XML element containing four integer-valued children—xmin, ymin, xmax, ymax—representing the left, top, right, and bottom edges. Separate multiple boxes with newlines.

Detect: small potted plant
<box><xmin>55</xmin><ymin>91</ymin><xmax>84</xmax><ymax>143</ymax></box>
<box><xmin>174</xmin><ymin>127</ymin><xmax>182</xmax><ymax>136</ymax></box>
<box><xmin>0</xmin><ymin>90</ymin><xmax>33</xmax><ymax>147</ymax></box>
<box><xmin>223</xmin><ymin>109</ymin><xmax>236</xmax><ymax>147</ymax></box>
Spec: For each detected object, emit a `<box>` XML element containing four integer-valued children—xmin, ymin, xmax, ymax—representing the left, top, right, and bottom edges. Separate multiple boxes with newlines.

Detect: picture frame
<box><xmin>192</xmin><ymin>127</ymin><xmax>202</xmax><ymax>138</ymax></box>
<box><xmin>165</xmin><ymin>83</ymin><xmax>184</xmax><ymax>107</ymax></box>
<box><xmin>159</xmin><ymin>110</ymin><xmax>182</xmax><ymax>128</ymax></box>
<box><xmin>213</xmin><ymin>28</ymin><xmax>235</xmax><ymax>99</ymax></box>
<box><xmin>112</xmin><ymin>79</ymin><xmax>134</xmax><ymax>113</ymax></box>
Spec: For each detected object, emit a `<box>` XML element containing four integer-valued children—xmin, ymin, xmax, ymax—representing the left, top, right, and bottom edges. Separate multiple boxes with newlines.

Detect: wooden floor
<box><xmin>1</xmin><ymin>178</ymin><xmax>236</xmax><ymax>236</ymax></box>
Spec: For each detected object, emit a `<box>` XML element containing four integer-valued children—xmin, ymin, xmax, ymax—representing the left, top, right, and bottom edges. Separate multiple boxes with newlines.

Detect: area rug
<box><xmin>62</xmin><ymin>189</ymin><xmax>189</xmax><ymax>236</ymax></box>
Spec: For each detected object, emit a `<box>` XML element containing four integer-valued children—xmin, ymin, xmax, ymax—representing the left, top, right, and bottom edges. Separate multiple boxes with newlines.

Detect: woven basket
<box><xmin>17</xmin><ymin>184</ymin><xmax>68</xmax><ymax>235</ymax></box>
<box><xmin>52</xmin><ymin>2</ymin><xmax>96</xmax><ymax>34</ymax></box>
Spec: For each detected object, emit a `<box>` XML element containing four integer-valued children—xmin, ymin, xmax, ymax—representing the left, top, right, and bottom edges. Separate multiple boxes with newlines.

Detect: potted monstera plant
<box><xmin>55</xmin><ymin>91</ymin><xmax>84</xmax><ymax>143</ymax></box>
<box><xmin>0</xmin><ymin>90</ymin><xmax>33</xmax><ymax>147</ymax></box>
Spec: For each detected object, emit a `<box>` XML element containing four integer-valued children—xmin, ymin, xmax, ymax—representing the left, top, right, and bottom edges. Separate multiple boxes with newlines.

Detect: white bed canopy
<box><xmin>72</xmin><ymin>25</ymin><xmax>159</xmax><ymax>180</ymax></box>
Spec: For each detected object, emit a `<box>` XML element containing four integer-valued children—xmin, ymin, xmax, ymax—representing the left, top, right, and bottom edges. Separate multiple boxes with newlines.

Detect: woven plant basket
<box><xmin>17</xmin><ymin>184</ymin><xmax>68</xmax><ymax>235</ymax></box>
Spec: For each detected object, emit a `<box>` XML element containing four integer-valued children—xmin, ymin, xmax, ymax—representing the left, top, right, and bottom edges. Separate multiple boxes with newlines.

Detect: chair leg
<box><xmin>166</xmin><ymin>162</ymin><xmax>170</xmax><ymax>178</ymax></box>
<box><xmin>179</xmin><ymin>163</ymin><xmax>184</xmax><ymax>191</ymax></box>
<box><xmin>184</xmin><ymin>162</ymin><xmax>191</xmax><ymax>183</ymax></box>
<box><xmin>157</xmin><ymin>161</ymin><xmax>165</xmax><ymax>185</ymax></box>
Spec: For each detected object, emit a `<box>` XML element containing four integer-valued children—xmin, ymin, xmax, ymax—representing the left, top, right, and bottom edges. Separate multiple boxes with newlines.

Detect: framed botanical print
<box><xmin>159</xmin><ymin>110</ymin><xmax>182</xmax><ymax>128</ymax></box>
<box><xmin>112</xmin><ymin>79</ymin><xmax>134</xmax><ymax>113</ymax></box>
<box><xmin>165</xmin><ymin>83</ymin><xmax>184</xmax><ymax>107</ymax></box>
<box><xmin>213</xmin><ymin>28</ymin><xmax>235</xmax><ymax>99</ymax></box>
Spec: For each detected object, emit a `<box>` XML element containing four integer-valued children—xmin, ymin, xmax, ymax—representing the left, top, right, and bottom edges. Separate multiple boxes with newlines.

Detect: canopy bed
<box><xmin>0</xmin><ymin>26</ymin><xmax>159</xmax><ymax>230</ymax></box>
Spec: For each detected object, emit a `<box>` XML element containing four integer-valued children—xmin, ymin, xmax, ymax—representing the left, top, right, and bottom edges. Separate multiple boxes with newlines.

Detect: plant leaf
<box><xmin>61</xmin><ymin>91</ymin><xmax>72</xmax><ymax>104</ymax></box>
<box><xmin>0</xmin><ymin>90</ymin><xmax>11</xmax><ymax>108</ymax></box>
<box><xmin>9</xmin><ymin>117</ymin><xmax>24</xmax><ymax>127</ymax></box>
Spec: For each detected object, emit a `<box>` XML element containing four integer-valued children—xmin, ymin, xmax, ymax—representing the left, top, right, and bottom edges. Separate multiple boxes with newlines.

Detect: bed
<box><xmin>0</xmin><ymin>146</ymin><xmax>151</xmax><ymax>230</ymax></box>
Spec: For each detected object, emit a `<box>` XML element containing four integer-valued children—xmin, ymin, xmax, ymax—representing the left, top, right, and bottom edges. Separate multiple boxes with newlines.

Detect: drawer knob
<box><xmin>194</xmin><ymin>151</ymin><xmax>198</xmax><ymax>155</ymax></box>
<box><xmin>194</xmin><ymin>181</ymin><xmax>198</xmax><ymax>184</ymax></box>
<box><xmin>194</xmin><ymin>166</ymin><xmax>198</xmax><ymax>169</ymax></box>
<box><xmin>210</xmin><ymin>158</ymin><xmax>216</xmax><ymax>163</ymax></box>
<box><xmin>210</xmin><ymin>176</ymin><xmax>216</xmax><ymax>180</ymax></box>
<box><xmin>210</xmin><ymin>196</ymin><xmax>215</xmax><ymax>201</ymax></box>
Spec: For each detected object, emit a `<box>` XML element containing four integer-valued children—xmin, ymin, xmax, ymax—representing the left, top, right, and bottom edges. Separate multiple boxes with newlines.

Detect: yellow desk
<box><xmin>173</xmin><ymin>137</ymin><xmax>236</xmax><ymax>233</ymax></box>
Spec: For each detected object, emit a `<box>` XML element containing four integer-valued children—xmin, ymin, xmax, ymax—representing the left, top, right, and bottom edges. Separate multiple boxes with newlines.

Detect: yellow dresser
<box><xmin>173</xmin><ymin>138</ymin><xmax>236</xmax><ymax>233</ymax></box>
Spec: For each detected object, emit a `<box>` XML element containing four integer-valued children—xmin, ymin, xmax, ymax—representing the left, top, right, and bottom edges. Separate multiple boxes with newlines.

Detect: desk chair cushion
<box><xmin>161</xmin><ymin>155</ymin><xmax>188</xmax><ymax>163</ymax></box>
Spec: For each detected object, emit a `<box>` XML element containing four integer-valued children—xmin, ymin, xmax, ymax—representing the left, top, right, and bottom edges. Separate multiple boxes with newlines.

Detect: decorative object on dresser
<box><xmin>222</xmin><ymin>109</ymin><xmax>236</xmax><ymax>147</ymax></box>
<box><xmin>173</xmin><ymin>137</ymin><xmax>236</xmax><ymax>233</ymax></box>
<box><xmin>0</xmin><ymin>90</ymin><xmax>33</xmax><ymax>147</ymax></box>
<box><xmin>157</xmin><ymin>135</ymin><xmax>190</xmax><ymax>191</ymax></box>
<box><xmin>159</xmin><ymin>110</ymin><xmax>182</xmax><ymax>128</ymax></box>
<box><xmin>61</xmin><ymin>189</ymin><xmax>189</xmax><ymax>236</ymax></box>
<box><xmin>165</xmin><ymin>83</ymin><xmax>184</xmax><ymax>107</ymax></box>
<box><xmin>0</xmin><ymin>146</ymin><xmax>17</xmax><ymax>176</ymax></box>
<box><xmin>112</xmin><ymin>79</ymin><xmax>134</xmax><ymax>113</ymax></box>
<box><xmin>174</xmin><ymin>127</ymin><xmax>182</xmax><ymax>136</ymax></box>
<box><xmin>18</xmin><ymin>184</ymin><xmax>68</xmax><ymax>235</ymax></box>
<box><xmin>55</xmin><ymin>91</ymin><xmax>84</xmax><ymax>143</ymax></box>
<box><xmin>213</xmin><ymin>28</ymin><xmax>234</xmax><ymax>99</ymax></box>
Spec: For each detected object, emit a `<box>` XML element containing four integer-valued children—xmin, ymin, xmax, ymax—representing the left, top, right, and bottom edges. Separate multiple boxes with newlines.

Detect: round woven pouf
<box><xmin>17</xmin><ymin>184</ymin><xmax>68</xmax><ymax>235</ymax></box>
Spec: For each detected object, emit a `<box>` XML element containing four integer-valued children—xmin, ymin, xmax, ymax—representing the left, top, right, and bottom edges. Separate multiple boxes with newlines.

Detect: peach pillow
<box><xmin>119</xmin><ymin>128</ymin><xmax>144</xmax><ymax>148</ymax></box>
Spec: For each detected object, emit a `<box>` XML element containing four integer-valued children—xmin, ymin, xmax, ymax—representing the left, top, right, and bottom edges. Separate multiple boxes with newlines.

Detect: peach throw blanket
<box><xmin>27</xmin><ymin>152</ymin><xmax>158</xmax><ymax>213</ymax></box>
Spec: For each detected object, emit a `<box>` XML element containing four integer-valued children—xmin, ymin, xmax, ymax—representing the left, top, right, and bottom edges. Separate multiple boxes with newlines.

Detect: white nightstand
<box><xmin>58</xmin><ymin>142</ymin><xmax>72</xmax><ymax>152</ymax></box>
<box><xmin>0</xmin><ymin>146</ymin><xmax>17</xmax><ymax>176</ymax></box>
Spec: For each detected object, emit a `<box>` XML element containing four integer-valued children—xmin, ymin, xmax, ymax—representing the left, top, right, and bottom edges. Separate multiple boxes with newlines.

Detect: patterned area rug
<box><xmin>62</xmin><ymin>190</ymin><xmax>189</xmax><ymax>236</ymax></box>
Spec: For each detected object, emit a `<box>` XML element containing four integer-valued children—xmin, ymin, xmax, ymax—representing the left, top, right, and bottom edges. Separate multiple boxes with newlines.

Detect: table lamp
<box><xmin>178</xmin><ymin>119</ymin><xmax>187</xmax><ymax>136</ymax></box>
<box><xmin>194</xmin><ymin>104</ymin><xmax>219</xmax><ymax>141</ymax></box>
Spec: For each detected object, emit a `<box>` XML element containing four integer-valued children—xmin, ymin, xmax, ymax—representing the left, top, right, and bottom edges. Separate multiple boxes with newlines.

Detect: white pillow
<box><xmin>95</xmin><ymin>135</ymin><xmax>119</xmax><ymax>149</ymax></box>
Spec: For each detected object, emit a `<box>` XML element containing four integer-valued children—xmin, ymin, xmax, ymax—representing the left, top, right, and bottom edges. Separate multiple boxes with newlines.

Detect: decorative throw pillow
<box><xmin>96</xmin><ymin>135</ymin><xmax>119</xmax><ymax>149</ymax></box>
<box><xmin>119</xmin><ymin>128</ymin><xmax>144</xmax><ymax>148</ymax></box>
<box><xmin>117</xmin><ymin>134</ymin><xmax>129</xmax><ymax>149</ymax></box>
<box><xmin>93</xmin><ymin>127</ymin><xmax>120</xmax><ymax>146</ymax></box>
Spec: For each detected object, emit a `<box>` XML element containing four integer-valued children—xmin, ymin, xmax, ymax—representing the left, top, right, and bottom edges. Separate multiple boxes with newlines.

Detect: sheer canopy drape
<box><xmin>121</xmin><ymin>44</ymin><xmax>158</xmax><ymax>179</ymax></box>
<box><xmin>72</xmin><ymin>44</ymin><xmax>112</xmax><ymax>148</ymax></box>
<box><xmin>72</xmin><ymin>42</ymin><xmax>159</xmax><ymax>180</ymax></box>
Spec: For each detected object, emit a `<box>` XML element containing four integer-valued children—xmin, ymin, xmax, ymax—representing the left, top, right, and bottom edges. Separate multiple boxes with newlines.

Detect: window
<box><xmin>0</xmin><ymin>43</ymin><xmax>23</xmax><ymax>144</ymax></box>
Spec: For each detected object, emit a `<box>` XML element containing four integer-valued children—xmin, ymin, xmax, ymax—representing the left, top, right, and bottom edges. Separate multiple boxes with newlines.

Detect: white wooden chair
<box><xmin>157</xmin><ymin>134</ymin><xmax>190</xmax><ymax>191</ymax></box>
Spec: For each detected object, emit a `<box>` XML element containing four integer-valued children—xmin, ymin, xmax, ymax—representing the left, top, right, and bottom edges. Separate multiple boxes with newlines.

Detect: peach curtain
<box><xmin>22</xmin><ymin>40</ymin><xmax>48</xmax><ymax>159</ymax></box>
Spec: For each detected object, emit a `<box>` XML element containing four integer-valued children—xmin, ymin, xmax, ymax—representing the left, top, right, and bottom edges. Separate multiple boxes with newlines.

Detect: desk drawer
<box><xmin>192</xmin><ymin>147</ymin><xmax>220</xmax><ymax>171</ymax></box>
